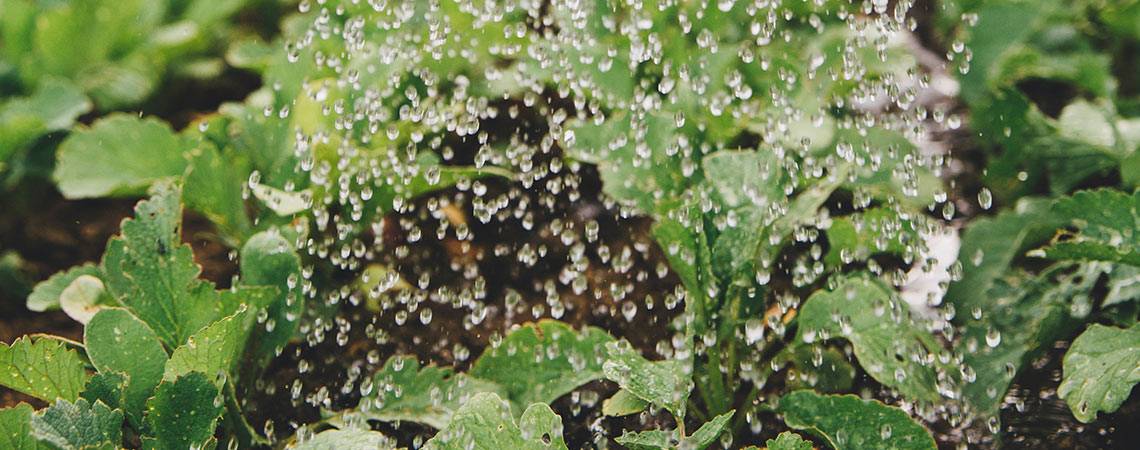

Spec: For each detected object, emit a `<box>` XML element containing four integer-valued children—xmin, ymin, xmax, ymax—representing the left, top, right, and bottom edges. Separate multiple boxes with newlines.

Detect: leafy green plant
<box><xmin>1</xmin><ymin>183</ymin><xmax>302</xmax><ymax>448</ymax></box>
<box><xmin>3</xmin><ymin>0</ymin><xmax>1140</xmax><ymax>448</ymax></box>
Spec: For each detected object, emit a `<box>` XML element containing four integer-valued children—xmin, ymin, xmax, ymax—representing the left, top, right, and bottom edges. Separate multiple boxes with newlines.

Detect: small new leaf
<box><xmin>1058</xmin><ymin>323</ymin><xmax>1140</xmax><ymax>422</ymax></box>
<box><xmin>602</xmin><ymin>341</ymin><xmax>692</xmax><ymax>420</ymax></box>
<box><xmin>601</xmin><ymin>389</ymin><xmax>647</xmax><ymax>417</ymax></box>
<box><xmin>766</xmin><ymin>432</ymin><xmax>813</xmax><ymax>450</ymax></box>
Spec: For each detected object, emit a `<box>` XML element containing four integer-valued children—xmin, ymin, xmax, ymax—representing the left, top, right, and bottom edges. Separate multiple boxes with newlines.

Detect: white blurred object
<box><xmin>902</xmin><ymin>228</ymin><xmax>961</xmax><ymax>317</ymax></box>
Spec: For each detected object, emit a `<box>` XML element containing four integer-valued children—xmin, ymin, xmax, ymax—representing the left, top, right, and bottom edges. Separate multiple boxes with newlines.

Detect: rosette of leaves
<box><xmin>2</xmin><ymin>183</ymin><xmax>304</xmax><ymax>448</ymax></box>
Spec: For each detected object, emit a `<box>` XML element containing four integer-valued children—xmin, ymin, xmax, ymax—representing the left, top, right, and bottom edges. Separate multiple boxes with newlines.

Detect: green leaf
<box><xmin>613</xmin><ymin>411</ymin><xmax>733</xmax><ymax>450</ymax></box>
<box><xmin>945</xmin><ymin>198</ymin><xmax>1061</xmax><ymax>319</ymax></box>
<box><xmin>54</xmin><ymin>114</ymin><xmax>192</xmax><ymax>199</ymax></box>
<box><xmin>29</xmin><ymin>399</ymin><xmax>123</xmax><ymax>450</ymax></box>
<box><xmin>99</xmin><ymin>182</ymin><xmax>227</xmax><ymax>349</ymax></box>
<box><xmin>1059</xmin><ymin>323</ymin><xmax>1140</xmax><ymax>422</ymax></box>
<box><xmin>702</xmin><ymin>150</ymin><xmax>786</xmax><ymax>209</ymax></box>
<box><xmin>1037</xmin><ymin>190</ymin><xmax>1140</xmax><ymax>267</ymax></box>
<box><xmin>470</xmin><ymin>320</ymin><xmax>614</xmax><ymax>410</ymax></box>
<box><xmin>84</xmin><ymin>308</ymin><xmax>167</xmax><ymax>427</ymax></box>
<box><xmin>602</xmin><ymin>340</ymin><xmax>692</xmax><ymax>420</ymax></box>
<box><xmin>355</xmin><ymin>355</ymin><xmax>504</xmax><ymax>430</ymax></box>
<box><xmin>686</xmin><ymin>410</ymin><xmax>734</xmax><ymax>449</ymax></box>
<box><xmin>239</xmin><ymin>229</ymin><xmax>304</xmax><ymax>361</ymax></box>
<box><xmin>0</xmin><ymin>337</ymin><xmax>89</xmax><ymax>403</ymax></box>
<box><xmin>26</xmin><ymin>264</ymin><xmax>100</xmax><ymax>312</ymax></box>
<box><xmin>0</xmin><ymin>78</ymin><xmax>90</xmax><ymax>160</ymax></box>
<box><xmin>957</xmin><ymin>263</ymin><xmax>1091</xmax><ymax>415</ymax></box>
<box><xmin>292</xmin><ymin>428</ymin><xmax>395</xmax><ymax>450</ymax></box>
<box><xmin>779</xmin><ymin>390</ymin><xmax>935</xmax><ymax>450</ymax></box>
<box><xmin>788</xmin><ymin>345</ymin><xmax>856</xmax><ymax>393</ymax></box>
<box><xmin>601</xmin><ymin>389</ymin><xmax>647</xmax><ymax>417</ymax></box>
<box><xmin>163</xmin><ymin>306</ymin><xmax>253</xmax><ymax>383</ymax></box>
<box><xmin>566</xmin><ymin>113</ymin><xmax>691</xmax><ymax>214</ymax></box>
<box><xmin>824</xmin><ymin>208</ymin><xmax>918</xmax><ymax>267</ymax></box>
<box><xmin>766</xmin><ymin>432</ymin><xmax>813</xmax><ymax>450</ymax></box>
<box><xmin>142</xmin><ymin>372</ymin><xmax>223</xmax><ymax>450</ymax></box>
<box><xmin>795</xmin><ymin>278</ymin><xmax>942</xmax><ymax>403</ymax></box>
<box><xmin>0</xmin><ymin>404</ymin><xmax>49</xmax><ymax>450</ymax></box>
<box><xmin>424</xmin><ymin>392</ymin><xmax>567</xmax><ymax>450</ymax></box>
<box><xmin>184</xmin><ymin>143</ymin><xmax>251</xmax><ymax>243</ymax></box>
<box><xmin>80</xmin><ymin>372</ymin><xmax>127</xmax><ymax>413</ymax></box>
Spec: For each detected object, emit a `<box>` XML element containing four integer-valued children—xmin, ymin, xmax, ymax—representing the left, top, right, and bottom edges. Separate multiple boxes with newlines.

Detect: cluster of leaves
<box><xmin>2</xmin><ymin>0</ymin><xmax>1139</xmax><ymax>448</ymax></box>
<box><xmin>933</xmin><ymin>0</ymin><xmax>1140</xmax><ymax>441</ymax></box>
<box><xmin>2</xmin><ymin>183</ymin><xmax>303</xmax><ymax>449</ymax></box>
<box><xmin>0</xmin><ymin>0</ymin><xmax>288</xmax><ymax>177</ymax></box>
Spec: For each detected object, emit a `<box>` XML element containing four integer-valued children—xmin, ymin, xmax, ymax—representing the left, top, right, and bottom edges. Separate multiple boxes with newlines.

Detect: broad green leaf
<box><xmin>957</xmin><ymin>263</ymin><xmax>1091</xmax><ymax>415</ymax></box>
<box><xmin>1058</xmin><ymin>323</ymin><xmax>1140</xmax><ymax>422</ymax></box>
<box><xmin>779</xmin><ymin>391</ymin><xmax>935</xmax><ymax>450</ymax></box>
<box><xmin>292</xmin><ymin>428</ymin><xmax>395</xmax><ymax>450</ymax></box>
<box><xmin>613</xmin><ymin>411</ymin><xmax>733</xmax><ymax>450</ymax></box>
<box><xmin>99</xmin><ymin>182</ymin><xmax>227</xmax><ymax>348</ymax></box>
<box><xmin>0</xmin><ymin>404</ymin><xmax>48</xmax><ymax>450</ymax></box>
<box><xmin>355</xmin><ymin>355</ymin><xmax>504</xmax><ymax>430</ymax></box>
<box><xmin>470</xmin><ymin>321</ymin><xmax>614</xmax><ymax>410</ymax></box>
<box><xmin>142</xmin><ymin>372</ymin><xmax>223</xmax><ymax>450</ymax></box>
<box><xmin>1037</xmin><ymin>189</ymin><xmax>1140</xmax><ymax>267</ymax></box>
<box><xmin>602</xmin><ymin>341</ymin><xmax>692</xmax><ymax>420</ymax></box>
<box><xmin>945</xmin><ymin>198</ymin><xmax>1060</xmax><ymax>319</ymax></box>
<box><xmin>29</xmin><ymin>399</ymin><xmax>122</xmax><ymax>450</ymax></box>
<box><xmin>239</xmin><ymin>229</ymin><xmax>304</xmax><ymax>361</ymax></box>
<box><xmin>424</xmin><ymin>392</ymin><xmax>567</xmax><ymax>450</ymax></box>
<box><xmin>54</xmin><ymin>114</ymin><xmax>192</xmax><ymax>199</ymax></box>
<box><xmin>163</xmin><ymin>306</ymin><xmax>253</xmax><ymax>383</ymax></box>
<box><xmin>566</xmin><ymin>113</ymin><xmax>691</xmax><ymax>214</ymax></box>
<box><xmin>0</xmin><ymin>337</ymin><xmax>88</xmax><ymax>403</ymax></box>
<box><xmin>84</xmin><ymin>308</ymin><xmax>167</xmax><ymax>427</ymax></box>
<box><xmin>766</xmin><ymin>432</ymin><xmax>813</xmax><ymax>450</ymax></box>
<box><xmin>601</xmin><ymin>389</ymin><xmax>648</xmax><ymax>417</ymax></box>
<box><xmin>795</xmin><ymin>278</ymin><xmax>942</xmax><ymax>403</ymax></box>
<box><xmin>0</xmin><ymin>78</ymin><xmax>89</xmax><ymax>160</ymax></box>
<box><xmin>26</xmin><ymin>264</ymin><xmax>100</xmax><ymax>312</ymax></box>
